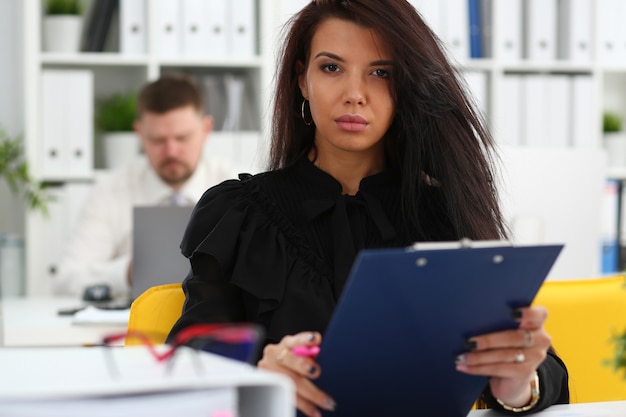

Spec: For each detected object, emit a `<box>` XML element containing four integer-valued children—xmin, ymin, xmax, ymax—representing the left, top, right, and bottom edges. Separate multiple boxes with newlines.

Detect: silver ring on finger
<box><xmin>522</xmin><ymin>329</ymin><xmax>533</xmax><ymax>348</ymax></box>
<box><xmin>514</xmin><ymin>350</ymin><xmax>525</xmax><ymax>363</ymax></box>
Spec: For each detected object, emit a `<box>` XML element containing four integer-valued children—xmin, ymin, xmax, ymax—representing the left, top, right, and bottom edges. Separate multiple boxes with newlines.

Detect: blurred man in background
<box><xmin>55</xmin><ymin>73</ymin><xmax>237</xmax><ymax>298</ymax></box>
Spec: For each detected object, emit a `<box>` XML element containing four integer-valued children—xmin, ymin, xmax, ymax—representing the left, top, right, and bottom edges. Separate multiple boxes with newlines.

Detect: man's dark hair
<box><xmin>136</xmin><ymin>73</ymin><xmax>204</xmax><ymax>117</ymax></box>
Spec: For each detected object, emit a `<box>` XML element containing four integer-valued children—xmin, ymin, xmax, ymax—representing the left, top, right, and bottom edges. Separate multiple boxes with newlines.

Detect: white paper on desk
<box><xmin>470</xmin><ymin>405</ymin><xmax>617</xmax><ymax>416</ymax></box>
<box><xmin>534</xmin><ymin>408</ymin><xmax>613</xmax><ymax>416</ymax></box>
<box><xmin>0</xmin><ymin>346</ymin><xmax>294</xmax><ymax>417</ymax></box>
<box><xmin>0</xmin><ymin>388</ymin><xmax>237</xmax><ymax>417</ymax></box>
<box><xmin>0</xmin><ymin>346</ymin><xmax>249</xmax><ymax>399</ymax></box>
<box><xmin>71</xmin><ymin>305</ymin><xmax>130</xmax><ymax>326</ymax></box>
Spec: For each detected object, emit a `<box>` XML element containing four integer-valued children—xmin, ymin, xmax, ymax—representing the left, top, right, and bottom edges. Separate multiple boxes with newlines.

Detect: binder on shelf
<box><xmin>571</xmin><ymin>75</ymin><xmax>595</xmax><ymax>149</ymax></box>
<box><xmin>27</xmin><ymin>186</ymin><xmax>64</xmax><ymax>295</ymax></box>
<box><xmin>479</xmin><ymin>0</ymin><xmax>492</xmax><ymax>58</ymax></box>
<box><xmin>558</xmin><ymin>0</ymin><xmax>592</xmax><ymax>62</ymax></box>
<box><xmin>595</xmin><ymin>0</ymin><xmax>626</xmax><ymax>63</ymax></box>
<box><xmin>0</xmin><ymin>346</ymin><xmax>293</xmax><ymax>417</ymax></box>
<box><xmin>494</xmin><ymin>0</ymin><xmax>522</xmax><ymax>61</ymax></box>
<box><xmin>238</xmin><ymin>77</ymin><xmax>258</xmax><ymax>131</ymax></box>
<box><xmin>181</xmin><ymin>0</ymin><xmax>227</xmax><ymax>58</ymax></box>
<box><xmin>119</xmin><ymin>0</ymin><xmax>146</xmax><ymax>54</ymax></box>
<box><xmin>614</xmin><ymin>1</ymin><xmax>626</xmax><ymax>62</ymax></box>
<box><xmin>66</xmin><ymin>71</ymin><xmax>94</xmax><ymax>176</ymax></box>
<box><xmin>201</xmin><ymin>74</ymin><xmax>228</xmax><ymax>130</ymax></box>
<box><xmin>595</xmin><ymin>0</ymin><xmax>614</xmax><ymax>62</ymax></box>
<box><xmin>316</xmin><ymin>240</ymin><xmax>563</xmax><ymax>417</ymax></box>
<box><xmin>468</xmin><ymin>0</ymin><xmax>482</xmax><ymax>58</ymax></box>
<box><xmin>522</xmin><ymin>74</ymin><xmax>547</xmax><ymax>147</ymax></box>
<box><xmin>620</xmin><ymin>185</ymin><xmax>626</xmax><ymax>250</ymax></box>
<box><xmin>201</xmin><ymin>73</ymin><xmax>257</xmax><ymax>133</ymax></box>
<box><xmin>63</xmin><ymin>183</ymin><xmax>92</xmax><ymax>243</ymax></box>
<box><xmin>462</xmin><ymin>70</ymin><xmax>488</xmax><ymax>119</ymax></box>
<box><xmin>41</xmin><ymin>70</ymin><xmax>94</xmax><ymax>179</ymax></box>
<box><xmin>601</xmin><ymin>179</ymin><xmax>620</xmax><ymax>274</ymax></box>
<box><xmin>156</xmin><ymin>0</ymin><xmax>182</xmax><ymax>58</ymax></box>
<box><xmin>441</xmin><ymin>0</ymin><xmax>470</xmax><ymax>63</ymax></box>
<box><xmin>228</xmin><ymin>0</ymin><xmax>256</xmax><ymax>58</ymax></box>
<box><xmin>523</xmin><ymin>0</ymin><xmax>557</xmax><ymax>61</ymax></box>
<box><xmin>27</xmin><ymin>183</ymin><xmax>92</xmax><ymax>295</ymax></box>
<box><xmin>545</xmin><ymin>75</ymin><xmax>571</xmax><ymax>148</ymax></box>
<box><xmin>181</xmin><ymin>0</ymin><xmax>207</xmax><ymax>57</ymax></box>
<box><xmin>205</xmin><ymin>0</ymin><xmax>228</xmax><ymax>58</ymax></box>
<box><xmin>222</xmin><ymin>74</ymin><xmax>245</xmax><ymax>132</ymax></box>
<box><xmin>499</xmin><ymin>74</ymin><xmax>523</xmax><ymax>147</ymax></box>
<box><xmin>41</xmin><ymin>71</ymin><xmax>66</xmax><ymax>177</ymax></box>
<box><xmin>81</xmin><ymin>0</ymin><xmax>118</xmax><ymax>52</ymax></box>
<box><xmin>408</xmin><ymin>0</ymin><xmax>443</xmax><ymax>39</ymax></box>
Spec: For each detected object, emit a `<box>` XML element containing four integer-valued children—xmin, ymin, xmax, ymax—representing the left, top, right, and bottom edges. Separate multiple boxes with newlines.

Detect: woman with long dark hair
<box><xmin>169</xmin><ymin>1</ymin><xmax>568</xmax><ymax>415</ymax></box>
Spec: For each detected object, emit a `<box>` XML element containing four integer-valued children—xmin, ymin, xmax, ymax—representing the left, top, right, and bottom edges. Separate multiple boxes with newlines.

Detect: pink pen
<box><xmin>293</xmin><ymin>345</ymin><xmax>321</xmax><ymax>358</ymax></box>
<box><xmin>211</xmin><ymin>412</ymin><xmax>235</xmax><ymax>417</ymax></box>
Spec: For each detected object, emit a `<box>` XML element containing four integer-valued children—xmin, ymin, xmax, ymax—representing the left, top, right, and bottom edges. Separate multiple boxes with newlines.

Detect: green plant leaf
<box><xmin>95</xmin><ymin>91</ymin><xmax>138</xmax><ymax>132</ymax></box>
<box><xmin>45</xmin><ymin>0</ymin><xmax>82</xmax><ymax>15</ymax></box>
<box><xmin>610</xmin><ymin>276</ymin><xmax>626</xmax><ymax>378</ymax></box>
<box><xmin>612</xmin><ymin>330</ymin><xmax>626</xmax><ymax>375</ymax></box>
<box><xmin>0</xmin><ymin>128</ymin><xmax>52</xmax><ymax>216</ymax></box>
<box><xmin>604</xmin><ymin>112</ymin><xmax>623</xmax><ymax>133</ymax></box>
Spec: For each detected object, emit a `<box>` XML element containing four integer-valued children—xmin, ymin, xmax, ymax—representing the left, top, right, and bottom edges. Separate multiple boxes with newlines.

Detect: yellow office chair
<box><xmin>129</xmin><ymin>278</ymin><xmax>626</xmax><ymax>402</ymax></box>
<box><xmin>125</xmin><ymin>283</ymin><xmax>185</xmax><ymax>346</ymax></box>
<box><xmin>533</xmin><ymin>275</ymin><xmax>626</xmax><ymax>403</ymax></box>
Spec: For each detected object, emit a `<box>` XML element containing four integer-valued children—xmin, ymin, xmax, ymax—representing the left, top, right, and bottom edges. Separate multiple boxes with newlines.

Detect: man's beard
<box><xmin>157</xmin><ymin>159</ymin><xmax>192</xmax><ymax>187</ymax></box>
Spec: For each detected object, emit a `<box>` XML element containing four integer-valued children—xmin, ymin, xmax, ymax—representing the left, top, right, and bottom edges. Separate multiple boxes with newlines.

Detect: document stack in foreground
<box><xmin>0</xmin><ymin>346</ymin><xmax>294</xmax><ymax>417</ymax></box>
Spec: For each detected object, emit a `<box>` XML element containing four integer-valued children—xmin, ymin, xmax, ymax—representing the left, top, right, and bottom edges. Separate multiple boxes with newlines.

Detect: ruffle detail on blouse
<box><xmin>180</xmin><ymin>174</ymin><xmax>332</xmax><ymax>319</ymax></box>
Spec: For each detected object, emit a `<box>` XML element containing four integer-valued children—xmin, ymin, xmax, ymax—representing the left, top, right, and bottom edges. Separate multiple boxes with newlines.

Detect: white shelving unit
<box><xmin>21</xmin><ymin>0</ymin><xmax>278</xmax><ymax>295</ymax></box>
<box><xmin>410</xmin><ymin>0</ymin><xmax>610</xmax><ymax>280</ymax></box>
<box><xmin>18</xmin><ymin>0</ymin><xmax>626</xmax><ymax>294</ymax></box>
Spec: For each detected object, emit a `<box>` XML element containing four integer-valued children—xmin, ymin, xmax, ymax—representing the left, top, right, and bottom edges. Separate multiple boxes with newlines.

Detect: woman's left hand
<box><xmin>455</xmin><ymin>306</ymin><xmax>551</xmax><ymax>407</ymax></box>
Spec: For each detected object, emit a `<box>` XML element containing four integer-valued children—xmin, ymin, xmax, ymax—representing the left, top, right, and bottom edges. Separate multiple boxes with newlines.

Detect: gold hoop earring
<box><xmin>301</xmin><ymin>99</ymin><xmax>312</xmax><ymax>126</ymax></box>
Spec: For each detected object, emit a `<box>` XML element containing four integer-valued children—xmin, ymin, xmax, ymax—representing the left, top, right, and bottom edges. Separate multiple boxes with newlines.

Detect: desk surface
<box><xmin>468</xmin><ymin>401</ymin><xmax>626</xmax><ymax>416</ymax></box>
<box><xmin>2</xmin><ymin>299</ymin><xmax>624</xmax><ymax>416</ymax></box>
<box><xmin>0</xmin><ymin>296</ymin><xmax>127</xmax><ymax>347</ymax></box>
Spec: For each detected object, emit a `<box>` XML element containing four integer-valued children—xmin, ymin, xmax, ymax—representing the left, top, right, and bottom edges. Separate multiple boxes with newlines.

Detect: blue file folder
<box><xmin>316</xmin><ymin>241</ymin><xmax>563</xmax><ymax>417</ymax></box>
<box><xmin>469</xmin><ymin>0</ymin><xmax>483</xmax><ymax>58</ymax></box>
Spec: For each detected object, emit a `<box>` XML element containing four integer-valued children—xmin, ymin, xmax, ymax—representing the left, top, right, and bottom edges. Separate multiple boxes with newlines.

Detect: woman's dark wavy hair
<box><xmin>269</xmin><ymin>0</ymin><xmax>507</xmax><ymax>240</ymax></box>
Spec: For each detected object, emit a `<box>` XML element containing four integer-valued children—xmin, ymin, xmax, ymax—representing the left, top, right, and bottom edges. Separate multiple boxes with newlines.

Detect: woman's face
<box><xmin>298</xmin><ymin>17</ymin><xmax>395</xmax><ymax>164</ymax></box>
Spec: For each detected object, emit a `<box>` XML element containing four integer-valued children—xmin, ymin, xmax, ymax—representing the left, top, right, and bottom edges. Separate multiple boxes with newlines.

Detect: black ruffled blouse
<box><xmin>168</xmin><ymin>158</ymin><xmax>569</xmax><ymax>413</ymax></box>
<box><xmin>169</xmin><ymin>158</ymin><xmax>429</xmax><ymax>344</ymax></box>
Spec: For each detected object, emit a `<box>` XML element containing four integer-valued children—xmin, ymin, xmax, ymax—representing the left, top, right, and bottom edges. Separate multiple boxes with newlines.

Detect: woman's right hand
<box><xmin>257</xmin><ymin>331</ymin><xmax>336</xmax><ymax>417</ymax></box>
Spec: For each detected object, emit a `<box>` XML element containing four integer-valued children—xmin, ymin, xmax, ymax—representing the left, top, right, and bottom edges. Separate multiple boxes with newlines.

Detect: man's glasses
<box><xmin>101</xmin><ymin>323</ymin><xmax>264</xmax><ymax>378</ymax></box>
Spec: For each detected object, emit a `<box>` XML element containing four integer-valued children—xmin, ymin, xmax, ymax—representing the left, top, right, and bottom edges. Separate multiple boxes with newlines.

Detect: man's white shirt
<box><xmin>54</xmin><ymin>155</ymin><xmax>239</xmax><ymax>297</ymax></box>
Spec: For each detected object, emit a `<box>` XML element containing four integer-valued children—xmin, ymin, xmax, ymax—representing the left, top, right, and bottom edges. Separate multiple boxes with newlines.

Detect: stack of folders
<box><xmin>0</xmin><ymin>346</ymin><xmax>294</xmax><ymax>417</ymax></box>
<box><xmin>201</xmin><ymin>73</ymin><xmax>258</xmax><ymax>133</ymax></box>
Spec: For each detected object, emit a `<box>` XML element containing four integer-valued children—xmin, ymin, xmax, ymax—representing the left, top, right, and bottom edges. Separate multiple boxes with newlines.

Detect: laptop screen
<box><xmin>131</xmin><ymin>206</ymin><xmax>193</xmax><ymax>301</ymax></box>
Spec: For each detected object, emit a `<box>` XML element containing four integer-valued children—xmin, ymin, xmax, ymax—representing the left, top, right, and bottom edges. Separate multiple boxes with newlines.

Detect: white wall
<box><xmin>0</xmin><ymin>0</ymin><xmax>25</xmax><ymax>235</ymax></box>
<box><xmin>498</xmin><ymin>146</ymin><xmax>607</xmax><ymax>279</ymax></box>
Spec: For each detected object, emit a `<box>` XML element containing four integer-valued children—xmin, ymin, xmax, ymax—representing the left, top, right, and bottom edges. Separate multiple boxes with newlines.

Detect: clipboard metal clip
<box><xmin>408</xmin><ymin>238</ymin><xmax>513</xmax><ymax>252</ymax></box>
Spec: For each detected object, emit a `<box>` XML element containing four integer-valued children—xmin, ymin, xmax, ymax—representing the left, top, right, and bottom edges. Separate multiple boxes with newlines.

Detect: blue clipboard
<box><xmin>315</xmin><ymin>241</ymin><xmax>563</xmax><ymax>417</ymax></box>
